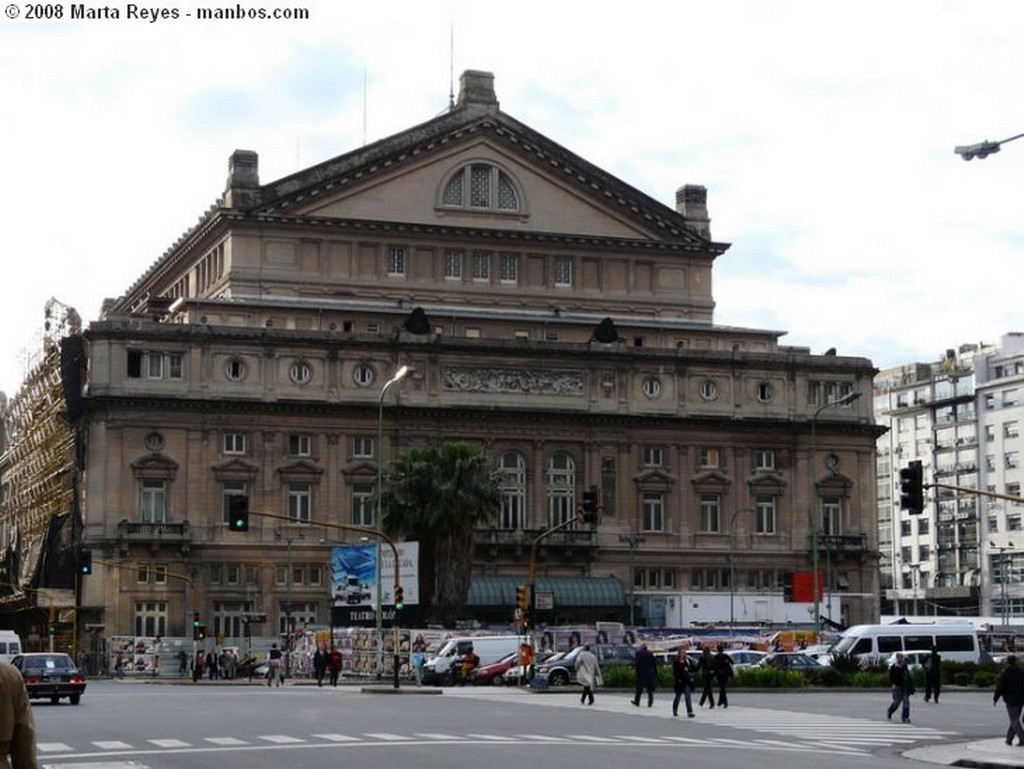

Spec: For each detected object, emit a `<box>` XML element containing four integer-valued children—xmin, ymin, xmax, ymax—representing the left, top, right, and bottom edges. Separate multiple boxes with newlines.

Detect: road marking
<box><xmin>311</xmin><ymin>733</ymin><xmax>360</xmax><ymax>742</ymax></box>
<box><xmin>38</xmin><ymin>743</ymin><xmax>74</xmax><ymax>753</ymax></box>
<box><xmin>413</xmin><ymin>733</ymin><xmax>470</xmax><ymax>741</ymax></box>
<box><xmin>258</xmin><ymin>735</ymin><xmax>305</xmax><ymax>744</ymax></box>
<box><xmin>204</xmin><ymin>737</ymin><xmax>249</xmax><ymax>746</ymax></box>
<box><xmin>363</xmin><ymin>732</ymin><xmax>411</xmax><ymax>741</ymax></box>
<box><xmin>42</xmin><ymin>763</ymin><xmax>150</xmax><ymax>769</ymax></box>
<box><xmin>516</xmin><ymin>734</ymin><xmax>571</xmax><ymax>742</ymax></box>
<box><xmin>93</xmin><ymin>741</ymin><xmax>133</xmax><ymax>749</ymax></box>
<box><xmin>614</xmin><ymin>735</ymin><xmax>671</xmax><ymax>743</ymax></box>
<box><xmin>565</xmin><ymin>735</ymin><xmax>620</xmax><ymax>742</ymax></box>
<box><xmin>465</xmin><ymin>733</ymin><xmax>516</xmax><ymax>741</ymax></box>
<box><xmin>147</xmin><ymin>739</ymin><xmax>190</xmax><ymax>748</ymax></box>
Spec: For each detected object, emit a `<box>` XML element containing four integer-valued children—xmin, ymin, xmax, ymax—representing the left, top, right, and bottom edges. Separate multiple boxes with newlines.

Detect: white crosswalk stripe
<box><xmin>204</xmin><ymin>737</ymin><xmax>249</xmax><ymax>746</ymax></box>
<box><xmin>37</xmin><ymin>742</ymin><xmax>73</xmax><ymax>753</ymax></box>
<box><xmin>258</xmin><ymin>734</ymin><xmax>305</xmax><ymax>743</ymax></box>
<box><xmin>147</xmin><ymin>739</ymin><xmax>189</xmax><ymax>748</ymax></box>
<box><xmin>311</xmin><ymin>733</ymin><xmax>360</xmax><ymax>742</ymax></box>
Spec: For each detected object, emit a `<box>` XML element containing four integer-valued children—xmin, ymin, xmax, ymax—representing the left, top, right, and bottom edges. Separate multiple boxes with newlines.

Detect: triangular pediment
<box><xmin>341</xmin><ymin>460</ymin><xmax>378</xmax><ymax>478</ymax></box>
<box><xmin>131</xmin><ymin>452</ymin><xmax>178</xmax><ymax>479</ymax></box>
<box><xmin>241</xmin><ymin>109</ymin><xmax>716</xmax><ymax>248</ymax></box>
<box><xmin>632</xmin><ymin>468</ymin><xmax>676</xmax><ymax>487</ymax></box>
<box><xmin>277</xmin><ymin>459</ymin><xmax>324</xmax><ymax>482</ymax></box>
<box><xmin>212</xmin><ymin>457</ymin><xmax>258</xmax><ymax>480</ymax></box>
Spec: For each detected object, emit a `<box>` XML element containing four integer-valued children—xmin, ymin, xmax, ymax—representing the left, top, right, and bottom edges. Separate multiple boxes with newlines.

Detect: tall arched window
<box><xmin>546</xmin><ymin>452</ymin><xmax>576</xmax><ymax>527</ymax></box>
<box><xmin>440</xmin><ymin>162</ymin><xmax>524</xmax><ymax>213</ymax></box>
<box><xmin>499</xmin><ymin>451</ymin><xmax>527</xmax><ymax>530</ymax></box>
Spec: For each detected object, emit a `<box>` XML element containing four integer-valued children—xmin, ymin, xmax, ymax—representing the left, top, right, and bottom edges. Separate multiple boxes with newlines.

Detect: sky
<box><xmin>2</xmin><ymin>0</ymin><xmax>1023</xmax><ymax>398</ymax></box>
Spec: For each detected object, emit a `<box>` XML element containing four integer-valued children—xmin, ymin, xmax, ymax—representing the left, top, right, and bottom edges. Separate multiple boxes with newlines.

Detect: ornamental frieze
<box><xmin>443</xmin><ymin>367</ymin><xmax>585</xmax><ymax>396</ymax></box>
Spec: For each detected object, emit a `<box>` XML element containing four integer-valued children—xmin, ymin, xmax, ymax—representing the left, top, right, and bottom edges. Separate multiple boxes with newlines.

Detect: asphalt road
<box><xmin>30</xmin><ymin>681</ymin><xmax>1006</xmax><ymax>769</ymax></box>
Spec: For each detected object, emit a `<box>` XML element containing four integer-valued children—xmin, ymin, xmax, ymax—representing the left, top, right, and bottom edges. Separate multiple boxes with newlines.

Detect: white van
<box><xmin>422</xmin><ymin>635</ymin><xmax>522</xmax><ymax>685</ymax></box>
<box><xmin>0</xmin><ymin>631</ymin><xmax>23</xmax><ymax>663</ymax></box>
<box><xmin>831</xmin><ymin>622</ymin><xmax>980</xmax><ymax>664</ymax></box>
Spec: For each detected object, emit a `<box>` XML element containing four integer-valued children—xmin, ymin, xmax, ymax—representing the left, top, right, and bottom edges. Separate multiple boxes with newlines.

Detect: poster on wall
<box><xmin>330</xmin><ymin>542</ymin><xmax>419</xmax><ymax>627</ymax></box>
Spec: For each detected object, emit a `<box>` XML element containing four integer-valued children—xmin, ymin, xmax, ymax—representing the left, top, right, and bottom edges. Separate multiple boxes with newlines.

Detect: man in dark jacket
<box><xmin>923</xmin><ymin>646</ymin><xmax>942</xmax><ymax>703</ymax></box>
<box><xmin>994</xmin><ymin>655</ymin><xmax>1024</xmax><ymax>745</ymax></box>
<box><xmin>697</xmin><ymin>647</ymin><xmax>715</xmax><ymax>709</ymax></box>
<box><xmin>712</xmin><ymin>645</ymin><xmax>734</xmax><ymax>708</ymax></box>
<box><xmin>631</xmin><ymin>644</ymin><xmax>658</xmax><ymax>708</ymax></box>
<box><xmin>886</xmin><ymin>652</ymin><xmax>914</xmax><ymax>723</ymax></box>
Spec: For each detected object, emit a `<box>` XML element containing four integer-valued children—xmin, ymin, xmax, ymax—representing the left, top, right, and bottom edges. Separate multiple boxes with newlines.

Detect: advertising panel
<box><xmin>330</xmin><ymin>542</ymin><xmax>419</xmax><ymax>627</ymax></box>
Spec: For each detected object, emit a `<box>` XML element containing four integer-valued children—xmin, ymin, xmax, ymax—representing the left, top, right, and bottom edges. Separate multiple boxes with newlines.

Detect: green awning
<box><xmin>468</xmin><ymin>575</ymin><xmax>625</xmax><ymax>607</ymax></box>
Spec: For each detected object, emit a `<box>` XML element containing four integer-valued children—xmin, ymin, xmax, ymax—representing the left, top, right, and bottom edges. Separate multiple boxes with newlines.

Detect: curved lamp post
<box><xmin>375</xmin><ymin>364</ymin><xmax>410</xmax><ymax>679</ymax></box>
<box><xmin>955</xmin><ymin>132</ymin><xmax>1024</xmax><ymax>161</ymax></box>
<box><xmin>729</xmin><ymin>508</ymin><xmax>756</xmax><ymax>628</ymax></box>
<box><xmin>810</xmin><ymin>389</ymin><xmax>861</xmax><ymax>637</ymax></box>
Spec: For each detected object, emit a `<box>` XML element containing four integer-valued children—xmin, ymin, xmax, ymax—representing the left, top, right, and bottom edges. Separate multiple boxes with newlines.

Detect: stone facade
<box><xmin>8</xmin><ymin>71</ymin><xmax>884</xmax><ymax>645</ymax></box>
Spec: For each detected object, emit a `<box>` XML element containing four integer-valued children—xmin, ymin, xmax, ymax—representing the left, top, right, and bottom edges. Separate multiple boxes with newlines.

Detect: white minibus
<box><xmin>421</xmin><ymin>635</ymin><xmax>522</xmax><ymax>685</ymax></box>
<box><xmin>831</xmin><ymin>622</ymin><xmax>980</xmax><ymax>664</ymax></box>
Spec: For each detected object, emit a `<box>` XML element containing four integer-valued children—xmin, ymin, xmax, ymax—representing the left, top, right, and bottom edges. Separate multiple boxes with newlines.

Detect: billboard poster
<box><xmin>330</xmin><ymin>542</ymin><xmax>419</xmax><ymax>627</ymax></box>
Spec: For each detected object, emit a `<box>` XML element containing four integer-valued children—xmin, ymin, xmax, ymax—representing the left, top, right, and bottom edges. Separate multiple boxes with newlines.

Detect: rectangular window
<box><xmin>387</xmin><ymin>246</ymin><xmax>406</xmax><ymax>276</ymax></box>
<box><xmin>1006</xmin><ymin>422</ymin><xmax>1020</xmax><ymax>439</ymax></box>
<box><xmin>140</xmin><ymin>480</ymin><xmax>167</xmax><ymax>523</ymax></box>
<box><xmin>641</xmin><ymin>492</ymin><xmax>664</xmax><ymax>532</ymax></box>
<box><xmin>308</xmin><ymin>565</ymin><xmax>322</xmax><ymax>586</ymax></box>
<box><xmin>755</xmin><ymin>496</ymin><xmax>777</xmax><ymax>535</ymax></box>
<box><xmin>288</xmin><ymin>435</ymin><xmax>312</xmax><ymax>457</ymax></box>
<box><xmin>226</xmin><ymin>564</ymin><xmax>240</xmax><ymax>584</ymax></box>
<box><xmin>352</xmin><ymin>484</ymin><xmax>374</xmax><ymax>527</ymax></box>
<box><xmin>222</xmin><ymin>481</ymin><xmax>248</xmax><ymax>525</ymax></box>
<box><xmin>553</xmin><ymin>256</ymin><xmax>573</xmax><ymax>287</ymax></box>
<box><xmin>353</xmin><ymin>436</ymin><xmax>375</xmax><ymax>458</ymax></box>
<box><xmin>444</xmin><ymin>249</ymin><xmax>463</xmax><ymax>280</ymax></box>
<box><xmin>699</xmin><ymin>448</ymin><xmax>720</xmax><ymax>469</ymax></box>
<box><xmin>134</xmin><ymin>601</ymin><xmax>168</xmax><ymax>638</ymax></box>
<box><xmin>499</xmin><ymin>252</ymin><xmax>519</xmax><ymax>283</ymax></box>
<box><xmin>822</xmin><ymin>497</ymin><xmax>842</xmax><ymax>536</ymax></box>
<box><xmin>223</xmin><ymin>433</ymin><xmax>247</xmax><ymax>455</ymax></box>
<box><xmin>167</xmin><ymin>353</ymin><xmax>183</xmax><ymax>379</ymax></box>
<box><xmin>754</xmin><ymin>450</ymin><xmax>775</xmax><ymax>471</ymax></box>
<box><xmin>642</xmin><ymin>446</ymin><xmax>663</xmax><ymax>467</ymax></box>
<box><xmin>287</xmin><ymin>483</ymin><xmax>311</xmax><ymax>523</ymax></box>
<box><xmin>700</xmin><ymin>494</ymin><xmax>721</xmax><ymax>533</ymax></box>
<box><xmin>147</xmin><ymin>353</ymin><xmax>163</xmax><ymax>379</ymax></box>
<box><xmin>472</xmin><ymin>251</ymin><xmax>491</xmax><ymax>281</ymax></box>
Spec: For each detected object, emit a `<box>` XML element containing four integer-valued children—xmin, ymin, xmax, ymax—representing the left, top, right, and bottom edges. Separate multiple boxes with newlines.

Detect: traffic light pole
<box><xmin>248</xmin><ymin>511</ymin><xmax>404</xmax><ymax>689</ymax></box>
<box><xmin>525</xmin><ymin>511</ymin><xmax>590</xmax><ymax>629</ymax></box>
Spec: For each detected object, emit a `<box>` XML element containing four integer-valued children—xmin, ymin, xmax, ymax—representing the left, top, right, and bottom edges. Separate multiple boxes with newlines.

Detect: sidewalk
<box><xmin>907</xmin><ymin>738</ymin><xmax>1024</xmax><ymax>768</ymax></box>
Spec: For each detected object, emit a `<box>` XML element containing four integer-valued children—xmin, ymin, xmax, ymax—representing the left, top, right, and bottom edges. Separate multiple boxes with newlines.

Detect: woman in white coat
<box><xmin>575</xmin><ymin>645</ymin><xmax>602</xmax><ymax>705</ymax></box>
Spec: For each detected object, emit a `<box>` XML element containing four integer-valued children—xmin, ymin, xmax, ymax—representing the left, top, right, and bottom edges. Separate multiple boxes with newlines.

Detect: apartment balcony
<box><xmin>116</xmin><ymin>519</ymin><xmax>192</xmax><ymax>555</ymax></box>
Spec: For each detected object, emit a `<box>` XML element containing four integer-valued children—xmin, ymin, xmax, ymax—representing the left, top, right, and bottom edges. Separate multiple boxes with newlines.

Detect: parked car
<box><xmin>472</xmin><ymin>652</ymin><xmax>519</xmax><ymax>686</ymax></box>
<box><xmin>726</xmin><ymin>649</ymin><xmax>768</xmax><ymax>670</ymax></box>
<box><xmin>536</xmin><ymin>644</ymin><xmax>637</xmax><ymax>686</ymax></box>
<box><xmin>502</xmin><ymin>650</ymin><xmax>559</xmax><ymax>685</ymax></box>
<box><xmin>12</xmin><ymin>652</ymin><xmax>87</xmax><ymax>704</ymax></box>
<box><xmin>757</xmin><ymin>652</ymin><xmax>826</xmax><ymax>672</ymax></box>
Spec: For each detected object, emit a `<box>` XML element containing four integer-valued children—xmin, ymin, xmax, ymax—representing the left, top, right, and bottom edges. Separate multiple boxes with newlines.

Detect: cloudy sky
<box><xmin>2</xmin><ymin>1</ymin><xmax>1022</xmax><ymax>398</ymax></box>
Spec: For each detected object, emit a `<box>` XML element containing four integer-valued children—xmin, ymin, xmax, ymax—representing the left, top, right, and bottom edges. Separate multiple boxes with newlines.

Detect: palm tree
<box><xmin>381</xmin><ymin>442</ymin><xmax>501</xmax><ymax>623</ymax></box>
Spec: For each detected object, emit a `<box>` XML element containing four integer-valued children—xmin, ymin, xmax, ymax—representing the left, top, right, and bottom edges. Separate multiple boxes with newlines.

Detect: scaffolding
<box><xmin>0</xmin><ymin>299</ymin><xmax>81</xmax><ymax>607</ymax></box>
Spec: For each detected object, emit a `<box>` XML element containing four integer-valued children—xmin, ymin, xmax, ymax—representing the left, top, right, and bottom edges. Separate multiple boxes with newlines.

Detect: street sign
<box><xmin>245</xmin><ymin>613</ymin><xmax>267</xmax><ymax>624</ymax></box>
<box><xmin>534</xmin><ymin>591</ymin><xmax>554</xmax><ymax>611</ymax></box>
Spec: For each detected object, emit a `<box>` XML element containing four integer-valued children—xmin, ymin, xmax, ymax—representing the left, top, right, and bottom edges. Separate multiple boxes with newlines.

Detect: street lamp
<box><xmin>375</xmin><ymin>364</ymin><xmax>410</xmax><ymax>678</ymax></box>
<box><xmin>810</xmin><ymin>389</ymin><xmax>861</xmax><ymax>637</ymax></box>
<box><xmin>618</xmin><ymin>533</ymin><xmax>645</xmax><ymax>626</ymax></box>
<box><xmin>729</xmin><ymin>508</ymin><xmax>756</xmax><ymax>629</ymax></box>
<box><xmin>955</xmin><ymin>132</ymin><xmax>1024</xmax><ymax>161</ymax></box>
<box><xmin>990</xmin><ymin>540</ymin><xmax>1015</xmax><ymax>625</ymax></box>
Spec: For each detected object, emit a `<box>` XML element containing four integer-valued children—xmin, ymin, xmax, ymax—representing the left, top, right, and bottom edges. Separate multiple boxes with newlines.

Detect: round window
<box><xmin>756</xmin><ymin>381</ymin><xmax>774</xmax><ymax>403</ymax></box>
<box><xmin>642</xmin><ymin>377</ymin><xmax>662</xmax><ymax>399</ymax></box>
<box><xmin>290</xmin><ymin>360</ymin><xmax>313</xmax><ymax>385</ymax></box>
<box><xmin>225</xmin><ymin>357</ymin><xmax>247</xmax><ymax>382</ymax></box>
<box><xmin>699</xmin><ymin>379</ymin><xmax>718</xmax><ymax>401</ymax></box>
<box><xmin>353</xmin><ymin>364</ymin><xmax>375</xmax><ymax>388</ymax></box>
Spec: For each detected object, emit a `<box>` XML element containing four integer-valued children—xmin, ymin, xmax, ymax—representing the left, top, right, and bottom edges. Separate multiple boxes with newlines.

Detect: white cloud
<box><xmin>2</xmin><ymin>0</ymin><xmax>1023</xmax><ymax>395</ymax></box>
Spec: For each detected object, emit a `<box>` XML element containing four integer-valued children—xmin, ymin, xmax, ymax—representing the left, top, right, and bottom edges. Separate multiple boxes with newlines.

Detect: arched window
<box><xmin>546</xmin><ymin>452</ymin><xmax>576</xmax><ymax>527</ymax></box>
<box><xmin>440</xmin><ymin>162</ymin><xmax>524</xmax><ymax>213</ymax></box>
<box><xmin>499</xmin><ymin>451</ymin><xmax>527</xmax><ymax>530</ymax></box>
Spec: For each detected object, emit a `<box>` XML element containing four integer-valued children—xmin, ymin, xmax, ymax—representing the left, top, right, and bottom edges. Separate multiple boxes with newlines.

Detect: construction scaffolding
<box><xmin>0</xmin><ymin>299</ymin><xmax>82</xmax><ymax>608</ymax></box>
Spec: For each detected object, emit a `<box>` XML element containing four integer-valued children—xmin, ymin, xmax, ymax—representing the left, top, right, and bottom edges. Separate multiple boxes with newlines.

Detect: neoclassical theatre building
<box><xmin>4</xmin><ymin>71</ymin><xmax>883</xmax><ymax>649</ymax></box>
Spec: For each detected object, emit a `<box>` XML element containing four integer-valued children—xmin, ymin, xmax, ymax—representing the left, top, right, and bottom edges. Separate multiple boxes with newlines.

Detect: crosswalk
<box><xmin>38</xmin><ymin>707</ymin><xmax>955</xmax><ymax>766</ymax></box>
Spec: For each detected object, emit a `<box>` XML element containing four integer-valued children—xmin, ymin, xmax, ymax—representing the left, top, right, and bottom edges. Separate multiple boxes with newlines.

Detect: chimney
<box><xmin>676</xmin><ymin>184</ymin><xmax>711</xmax><ymax>240</ymax></box>
<box><xmin>223</xmin><ymin>150</ymin><xmax>260</xmax><ymax>209</ymax></box>
<box><xmin>456</xmin><ymin>70</ymin><xmax>499</xmax><ymax>113</ymax></box>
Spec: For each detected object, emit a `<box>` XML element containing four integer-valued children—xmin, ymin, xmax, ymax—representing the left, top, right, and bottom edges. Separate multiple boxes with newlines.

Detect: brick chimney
<box><xmin>676</xmin><ymin>184</ymin><xmax>711</xmax><ymax>240</ymax></box>
<box><xmin>456</xmin><ymin>70</ymin><xmax>499</xmax><ymax>114</ymax></box>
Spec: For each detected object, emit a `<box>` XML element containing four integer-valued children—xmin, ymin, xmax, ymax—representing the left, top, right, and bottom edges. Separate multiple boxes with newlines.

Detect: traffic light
<box><xmin>394</xmin><ymin>586</ymin><xmax>404</xmax><ymax>615</ymax></box>
<box><xmin>579</xmin><ymin>490</ymin><xmax>600</xmax><ymax>524</ymax></box>
<box><xmin>191</xmin><ymin>611</ymin><xmax>202</xmax><ymax>640</ymax></box>
<box><xmin>516</xmin><ymin>583</ymin><xmax>531</xmax><ymax>612</ymax></box>
<box><xmin>783</xmin><ymin>573</ymin><xmax>794</xmax><ymax>603</ymax></box>
<box><xmin>77</xmin><ymin>550</ymin><xmax>92</xmax><ymax>575</ymax></box>
<box><xmin>196</xmin><ymin>624</ymin><xmax>206</xmax><ymax>641</ymax></box>
<box><xmin>899</xmin><ymin>461</ymin><xmax>925</xmax><ymax>515</ymax></box>
<box><xmin>227</xmin><ymin>495</ymin><xmax>249</xmax><ymax>532</ymax></box>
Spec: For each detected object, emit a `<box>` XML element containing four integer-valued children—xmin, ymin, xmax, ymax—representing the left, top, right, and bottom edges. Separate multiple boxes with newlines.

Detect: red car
<box><xmin>472</xmin><ymin>652</ymin><xmax>519</xmax><ymax>686</ymax></box>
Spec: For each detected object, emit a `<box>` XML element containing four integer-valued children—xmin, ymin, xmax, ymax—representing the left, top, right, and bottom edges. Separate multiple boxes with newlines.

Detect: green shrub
<box><xmin>601</xmin><ymin>663</ymin><xmax>633</xmax><ymax>689</ymax></box>
<box><xmin>973</xmin><ymin>670</ymin><xmax>997</xmax><ymax>688</ymax></box>
<box><xmin>954</xmin><ymin>672</ymin><xmax>971</xmax><ymax>686</ymax></box>
<box><xmin>829</xmin><ymin>652</ymin><xmax>861</xmax><ymax>674</ymax></box>
<box><xmin>734</xmin><ymin>666</ymin><xmax>805</xmax><ymax>688</ymax></box>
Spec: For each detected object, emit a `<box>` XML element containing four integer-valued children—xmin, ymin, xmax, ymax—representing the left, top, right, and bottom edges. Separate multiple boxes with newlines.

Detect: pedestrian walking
<box><xmin>267</xmin><ymin>643</ymin><xmax>283</xmax><ymax>687</ymax></box>
<box><xmin>672</xmin><ymin>647</ymin><xmax>696</xmax><ymax>717</ymax></box>
<box><xmin>923</xmin><ymin>646</ymin><xmax>942</xmax><ymax>703</ymax></box>
<box><xmin>886</xmin><ymin>652</ymin><xmax>914</xmax><ymax>723</ymax></box>
<box><xmin>712</xmin><ymin>645</ymin><xmax>734</xmax><ymax>708</ymax></box>
<box><xmin>697</xmin><ymin>647</ymin><xmax>715</xmax><ymax>709</ymax></box>
<box><xmin>575</xmin><ymin>644</ymin><xmax>602</xmax><ymax>706</ymax></box>
<box><xmin>328</xmin><ymin>646</ymin><xmax>343</xmax><ymax>687</ymax></box>
<box><xmin>313</xmin><ymin>644</ymin><xmax>329</xmax><ymax>687</ymax></box>
<box><xmin>994</xmin><ymin>654</ymin><xmax>1024</xmax><ymax>745</ymax></box>
<box><xmin>631</xmin><ymin>644</ymin><xmax>658</xmax><ymax>708</ymax></box>
<box><xmin>0</xmin><ymin>660</ymin><xmax>38</xmax><ymax>769</ymax></box>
